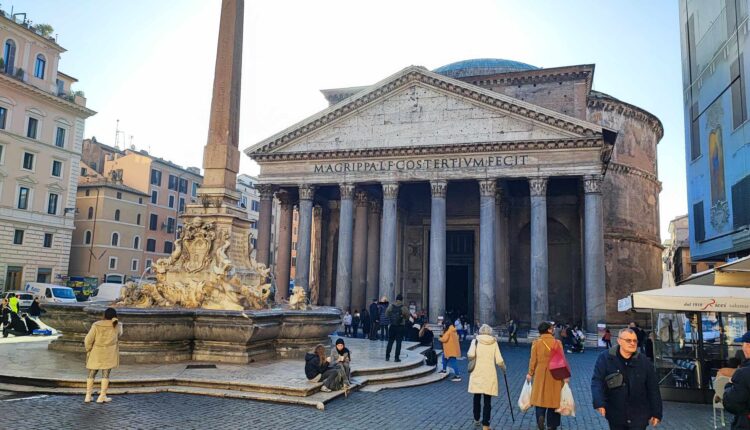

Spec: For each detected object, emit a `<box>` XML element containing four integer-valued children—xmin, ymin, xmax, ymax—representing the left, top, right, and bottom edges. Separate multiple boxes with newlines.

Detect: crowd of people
<box><xmin>1</xmin><ymin>295</ymin><xmax>44</xmax><ymax>338</ymax></box>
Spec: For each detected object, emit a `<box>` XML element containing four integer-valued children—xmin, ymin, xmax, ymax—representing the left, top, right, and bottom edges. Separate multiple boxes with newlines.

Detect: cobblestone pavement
<box><xmin>1</xmin><ymin>341</ymin><xmax>716</xmax><ymax>429</ymax></box>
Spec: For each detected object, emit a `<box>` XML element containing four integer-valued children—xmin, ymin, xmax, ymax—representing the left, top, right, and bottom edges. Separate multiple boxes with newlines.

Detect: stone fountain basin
<box><xmin>44</xmin><ymin>303</ymin><xmax>341</xmax><ymax>364</ymax></box>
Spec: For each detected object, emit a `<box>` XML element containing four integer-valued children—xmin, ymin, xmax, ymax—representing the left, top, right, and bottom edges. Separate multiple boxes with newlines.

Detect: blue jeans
<box><xmin>442</xmin><ymin>356</ymin><xmax>459</xmax><ymax>376</ymax></box>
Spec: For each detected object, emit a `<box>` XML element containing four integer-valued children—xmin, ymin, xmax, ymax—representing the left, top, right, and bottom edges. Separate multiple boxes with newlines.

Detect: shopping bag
<box><xmin>549</xmin><ymin>344</ymin><xmax>571</xmax><ymax>380</ymax></box>
<box><xmin>555</xmin><ymin>382</ymin><xmax>576</xmax><ymax>417</ymax></box>
<box><xmin>518</xmin><ymin>380</ymin><xmax>532</xmax><ymax>412</ymax></box>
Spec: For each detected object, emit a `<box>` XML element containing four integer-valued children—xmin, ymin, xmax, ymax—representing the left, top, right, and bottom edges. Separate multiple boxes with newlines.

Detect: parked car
<box><xmin>24</xmin><ymin>283</ymin><xmax>78</xmax><ymax>304</ymax></box>
<box><xmin>2</xmin><ymin>291</ymin><xmax>34</xmax><ymax>309</ymax></box>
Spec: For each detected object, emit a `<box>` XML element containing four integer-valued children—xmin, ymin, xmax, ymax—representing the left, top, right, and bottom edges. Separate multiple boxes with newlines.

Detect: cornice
<box><xmin>246</xmin><ymin>66</ymin><xmax>603</xmax><ymax>157</ymax></box>
<box><xmin>607</xmin><ymin>162</ymin><xmax>661</xmax><ymax>189</ymax></box>
<box><xmin>0</xmin><ymin>73</ymin><xmax>96</xmax><ymax>117</ymax></box>
<box><xmin>464</xmin><ymin>65</ymin><xmax>594</xmax><ymax>89</ymax></box>
<box><xmin>587</xmin><ymin>93</ymin><xmax>663</xmax><ymax>141</ymax></box>
<box><xmin>604</xmin><ymin>232</ymin><xmax>663</xmax><ymax>250</ymax></box>
<box><xmin>253</xmin><ymin>137</ymin><xmax>603</xmax><ymax>162</ymax></box>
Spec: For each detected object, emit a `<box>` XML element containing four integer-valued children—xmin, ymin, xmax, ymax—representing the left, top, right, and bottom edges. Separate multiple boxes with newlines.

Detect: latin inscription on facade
<box><xmin>313</xmin><ymin>155</ymin><xmax>530</xmax><ymax>174</ymax></box>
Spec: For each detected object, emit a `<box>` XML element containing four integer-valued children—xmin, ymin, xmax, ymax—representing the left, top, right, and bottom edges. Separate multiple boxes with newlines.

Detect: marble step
<box><xmin>361</xmin><ymin>364</ymin><xmax>437</xmax><ymax>385</ymax></box>
<box><xmin>359</xmin><ymin>369</ymin><xmax>449</xmax><ymax>392</ymax></box>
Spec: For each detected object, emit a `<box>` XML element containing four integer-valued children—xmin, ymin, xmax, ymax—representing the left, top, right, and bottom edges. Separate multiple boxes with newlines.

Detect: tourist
<box><xmin>331</xmin><ymin>338</ymin><xmax>352</xmax><ymax>386</ymax></box>
<box><xmin>418</xmin><ymin>323</ymin><xmax>434</xmax><ymax>347</ymax></box>
<box><xmin>304</xmin><ymin>344</ymin><xmax>344</xmax><ymax>393</ymax></box>
<box><xmin>602</xmin><ymin>328</ymin><xmax>612</xmax><ymax>349</ymax></box>
<box><xmin>29</xmin><ymin>297</ymin><xmax>44</xmax><ymax>319</ymax></box>
<box><xmin>361</xmin><ymin>309</ymin><xmax>371</xmax><ymax>341</ymax></box>
<box><xmin>351</xmin><ymin>309</ymin><xmax>360</xmax><ymax>338</ymax></box>
<box><xmin>629</xmin><ymin>322</ymin><xmax>646</xmax><ymax>353</ymax></box>
<box><xmin>343</xmin><ymin>310</ymin><xmax>352</xmax><ymax>337</ymax></box>
<box><xmin>718</xmin><ymin>349</ymin><xmax>745</xmax><ymax>378</ymax></box>
<box><xmin>527</xmin><ymin>321</ymin><xmax>568</xmax><ymax>430</ymax></box>
<box><xmin>468</xmin><ymin>324</ymin><xmax>506</xmax><ymax>430</ymax></box>
<box><xmin>455</xmin><ymin>317</ymin><xmax>465</xmax><ymax>342</ymax></box>
<box><xmin>723</xmin><ymin>331</ymin><xmax>750</xmax><ymax>429</ymax></box>
<box><xmin>3</xmin><ymin>311</ymin><xmax>30</xmax><ymax>337</ymax></box>
<box><xmin>22</xmin><ymin>313</ymin><xmax>39</xmax><ymax>334</ymax></box>
<box><xmin>1</xmin><ymin>298</ymin><xmax>11</xmax><ymax>336</ymax></box>
<box><xmin>8</xmin><ymin>294</ymin><xmax>19</xmax><ymax>314</ymax></box>
<box><xmin>379</xmin><ymin>297</ymin><xmax>390</xmax><ymax>341</ymax></box>
<box><xmin>591</xmin><ymin>328</ymin><xmax>662</xmax><ymax>429</ymax></box>
<box><xmin>439</xmin><ymin>320</ymin><xmax>462</xmax><ymax>382</ymax></box>
<box><xmin>385</xmin><ymin>294</ymin><xmax>410</xmax><ymax>362</ymax></box>
<box><xmin>508</xmin><ymin>319</ymin><xmax>519</xmax><ymax>346</ymax></box>
<box><xmin>407</xmin><ymin>310</ymin><xmax>420</xmax><ymax>341</ymax></box>
<box><xmin>84</xmin><ymin>307</ymin><xmax>123</xmax><ymax>403</ymax></box>
<box><xmin>368</xmin><ymin>298</ymin><xmax>380</xmax><ymax>340</ymax></box>
<box><xmin>645</xmin><ymin>331</ymin><xmax>655</xmax><ymax>360</ymax></box>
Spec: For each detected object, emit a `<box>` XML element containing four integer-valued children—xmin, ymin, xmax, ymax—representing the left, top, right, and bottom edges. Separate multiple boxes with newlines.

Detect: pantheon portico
<box><xmin>245</xmin><ymin>60</ymin><xmax>663</xmax><ymax>330</ymax></box>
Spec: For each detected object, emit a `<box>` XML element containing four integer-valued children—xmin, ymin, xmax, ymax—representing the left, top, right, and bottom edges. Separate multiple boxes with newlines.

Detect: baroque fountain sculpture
<box><xmin>117</xmin><ymin>217</ymin><xmax>272</xmax><ymax>311</ymax></box>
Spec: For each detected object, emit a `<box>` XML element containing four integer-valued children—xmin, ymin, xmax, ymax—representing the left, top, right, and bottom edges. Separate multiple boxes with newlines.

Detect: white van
<box><xmin>104</xmin><ymin>273</ymin><xmax>125</xmax><ymax>284</ymax></box>
<box><xmin>90</xmin><ymin>283</ymin><xmax>125</xmax><ymax>303</ymax></box>
<box><xmin>24</xmin><ymin>282</ymin><xmax>78</xmax><ymax>304</ymax></box>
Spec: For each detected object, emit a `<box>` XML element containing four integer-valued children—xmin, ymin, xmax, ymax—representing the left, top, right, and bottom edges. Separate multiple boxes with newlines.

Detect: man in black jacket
<box><xmin>385</xmin><ymin>294</ymin><xmax>410</xmax><ymax>362</ymax></box>
<box><xmin>722</xmin><ymin>331</ymin><xmax>750</xmax><ymax>429</ymax></box>
<box><xmin>591</xmin><ymin>328</ymin><xmax>662</xmax><ymax>429</ymax></box>
<box><xmin>368</xmin><ymin>298</ymin><xmax>380</xmax><ymax>341</ymax></box>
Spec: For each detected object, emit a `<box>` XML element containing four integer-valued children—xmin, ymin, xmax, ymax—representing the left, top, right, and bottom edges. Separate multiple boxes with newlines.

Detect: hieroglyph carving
<box><xmin>117</xmin><ymin>217</ymin><xmax>272</xmax><ymax>311</ymax></box>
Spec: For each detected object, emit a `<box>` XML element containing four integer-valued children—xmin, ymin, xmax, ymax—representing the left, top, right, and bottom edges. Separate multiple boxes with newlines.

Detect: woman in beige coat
<box><xmin>527</xmin><ymin>321</ymin><xmax>570</xmax><ymax>430</ymax></box>
<box><xmin>84</xmin><ymin>307</ymin><xmax>122</xmax><ymax>403</ymax></box>
<box><xmin>467</xmin><ymin>324</ymin><xmax>506</xmax><ymax>430</ymax></box>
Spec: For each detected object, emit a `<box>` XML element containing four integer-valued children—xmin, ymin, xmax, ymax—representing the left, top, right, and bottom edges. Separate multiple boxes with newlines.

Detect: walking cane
<box><xmin>503</xmin><ymin>371</ymin><xmax>515</xmax><ymax>422</ymax></box>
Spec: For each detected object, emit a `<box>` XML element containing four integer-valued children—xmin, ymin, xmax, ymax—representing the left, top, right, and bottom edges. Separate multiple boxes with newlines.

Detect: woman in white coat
<box><xmin>468</xmin><ymin>324</ymin><xmax>507</xmax><ymax>430</ymax></box>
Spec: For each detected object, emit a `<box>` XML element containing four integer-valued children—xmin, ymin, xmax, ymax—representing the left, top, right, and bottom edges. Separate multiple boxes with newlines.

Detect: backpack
<box><xmin>388</xmin><ymin>304</ymin><xmax>405</xmax><ymax>326</ymax></box>
<box><xmin>424</xmin><ymin>348</ymin><xmax>438</xmax><ymax>366</ymax></box>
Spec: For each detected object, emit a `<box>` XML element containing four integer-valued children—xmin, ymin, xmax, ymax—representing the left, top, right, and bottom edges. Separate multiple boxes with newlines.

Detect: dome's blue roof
<box><xmin>433</xmin><ymin>58</ymin><xmax>539</xmax><ymax>79</ymax></box>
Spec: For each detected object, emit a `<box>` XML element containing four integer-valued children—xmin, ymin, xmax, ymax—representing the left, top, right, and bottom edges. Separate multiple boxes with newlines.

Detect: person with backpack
<box><xmin>527</xmin><ymin>321</ymin><xmax>569</xmax><ymax>430</ymax></box>
<box><xmin>368</xmin><ymin>298</ymin><xmax>380</xmax><ymax>340</ymax></box>
<box><xmin>722</xmin><ymin>331</ymin><xmax>750</xmax><ymax>429</ymax></box>
<box><xmin>351</xmin><ymin>310</ymin><xmax>360</xmax><ymax>338</ymax></box>
<box><xmin>468</xmin><ymin>324</ymin><xmax>506</xmax><ymax>430</ymax></box>
<box><xmin>385</xmin><ymin>294</ymin><xmax>410</xmax><ymax>362</ymax></box>
<box><xmin>378</xmin><ymin>297</ymin><xmax>390</xmax><ymax>341</ymax></box>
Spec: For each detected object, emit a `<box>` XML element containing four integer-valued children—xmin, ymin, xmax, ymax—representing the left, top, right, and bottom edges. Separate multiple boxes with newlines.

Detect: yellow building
<box><xmin>0</xmin><ymin>13</ymin><xmax>95</xmax><ymax>290</ymax></box>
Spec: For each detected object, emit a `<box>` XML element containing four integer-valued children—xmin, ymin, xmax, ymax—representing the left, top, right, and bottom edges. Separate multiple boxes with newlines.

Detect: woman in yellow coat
<box><xmin>467</xmin><ymin>324</ymin><xmax>506</xmax><ymax>430</ymax></box>
<box><xmin>527</xmin><ymin>321</ymin><xmax>570</xmax><ymax>430</ymax></box>
<box><xmin>84</xmin><ymin>307</ymin><xmax>122</xmax><ymax>403</ymax></box>
<box><xmin>439</xmin><ymin>320</ymin><xmax>462</xmax><ymax>382</ymax></box>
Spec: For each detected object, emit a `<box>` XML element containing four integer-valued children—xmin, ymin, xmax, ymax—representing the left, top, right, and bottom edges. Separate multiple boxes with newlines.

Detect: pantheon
<box><xmin>244</xmin><ymin>59</ymin><xmax>663</xmax><ymax>330</ymax></box>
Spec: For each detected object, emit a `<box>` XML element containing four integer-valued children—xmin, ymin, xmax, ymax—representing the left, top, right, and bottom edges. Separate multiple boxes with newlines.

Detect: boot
<box><xmin>96</xmin><ymin>378</ymin><xmax>112</xmax><ymax>403</ymax></box>
<box><xmin>537</xmin><ymin>415</ymin><xmax>545</xmax><ymax>430</ymax></box>
<box><xmin>84</xmin><ymin>378</ymin><xmax>94</xmax><ymax>403</ymax></box>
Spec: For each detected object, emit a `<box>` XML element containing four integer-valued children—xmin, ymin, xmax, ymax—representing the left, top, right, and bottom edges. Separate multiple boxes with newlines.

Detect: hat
<box><xmin>740</xmin><ymin>331</ymin><xmax>750</xmax><ymax>343</ymax></box>
<box><xmin>396</xmin><ymin>294</ymin><xmax>403</xmax><ymax>301</ymax></box>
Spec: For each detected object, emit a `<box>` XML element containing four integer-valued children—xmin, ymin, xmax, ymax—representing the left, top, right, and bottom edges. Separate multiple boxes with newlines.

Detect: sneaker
<box><xmin>439</xmin><ymin>370</ymin><xmax>447</xmax><ymax>374</ymax></box>
<box><xmin>451</xmin><ymin>376</ymin><xmax>462</xmax><ymax>382</ymax></box>
<box><xmin>394</xmin><ymin>358</ymin><xmax>401</xmax><ymax>363</ymax></box>
<box><xmin>320</xmin><ymin>386</ymin><xmax>331</xmax><ymax>392</ymax></box>
<box><xmin>473</xmin><ymin>420</ymin><xmax>481</xmax><ymax>426</ymax></box>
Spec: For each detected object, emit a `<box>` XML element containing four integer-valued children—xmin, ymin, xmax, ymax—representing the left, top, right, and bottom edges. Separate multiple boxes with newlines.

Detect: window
<box><xmin>168</xmin><ymin>194</ymin><xmax>175</xmax><ymax>208</ymax></box>
<box><xmin>192</xmin><ymin>182</ymin><xmax>199</xmax><ymax>197</ymax></box>
<box><xmin>111</xmin><ymin>232</ymin><xmax>119</xmax><ymax>246</ymax></box>
<box><xmin>179</xmin><ymin>178</ymin><xmax>188</xmax><ymax>194</ymax></box>
<box><xmin>43</xmin><ymin>233</ymin><xmax>53</xmax><ymax>248</ymax></box>
<box><xmin>56</xmin><ymin>78</ymin><xmax>64</xmax><ymax>96</ymax></box>
<box><xmin>51</xmin><ymin>160</ymin><xmax>63</xmax><ymax>177</ymax></box>
<box><xmin>150</xmin><ymin>169</ymin><xmax>162</xmax><ymax>186</ymax></box>
<box><xmin>55</xmin><ymin>127</ymin><xmax>65</xmax><ymax>148</ymax></box>
<box><xmin>146</xmin><ymin>238</ymin><xmax>156</xmax><ymax>252</ymax></box>
<box><xmin>168</xmin><ymin>174</ymin><xmax>178</xmax><ymax>191</ymax></box>
<box><xmin>291</xmin><ymin>256</ymin><xmax>297</xmax><ymax>266</ymax></box>
<box><xmin>164</xmin><ymin>241</ymin><xmax>173</xmax><ymax>254</ymax></box>
<box><xmin>108</xmin><ymin>257</ymin><xmax>117</xmax><ymax>270</ymax></box>
<box><xmin>116</xmin><ymin>191</ymin><xmax>122</xmax><ymax>200</ymax></box>
<box><xmin>131</xmin><ymin>259</ymin><xmax>139</xmax><ymax>272</ymax></box>
<box><xmin>3</xmin><ymin>39</ymin><xmax>15</xmax><ymax>73</ymax></box>
<box><xmin>87</xmin><ymin>207</ymin><xmax>94</xmax><ymax>219</ymax></box>
<box><xmin>22</xmin><ymin>152</ymin><xmax>35</xmax><ymax>170</ymax></box>
<box><xmin>166</xmin><ymin>217</ymin><xmax>175</xmax><ymax>234</ymax></box>
<box><xmin>13</xmin><ymin>229</ymin><xmax>23</xmax><ymax>245</ymax></box>
<box><xmin>732</xmin><ymin>175</ymin><xmax>750</xmax><ymax>228</ymax></box>
<box><xmin>251</xmin><ymin>238</ymin><xmax>257</xmax><ymax>248</ymax></box>
<box><xmin>0</xmin><ymin>106</ymin><xmax>6</xmax><ymax>129</ymax></box>
<box><xmin>17</xmin><ymin>187</ymin><xmax>29</xmax><ymax>209</ymax></box>
<box><xmin>179</xmin><ymin>197</ymin><xmax>185</xmax><ymax>213</ymax></box>
<box><xmin>138</xmin><ymin>197</ymin><xmax>143</xmax><ymax>204</ymax></box>
<box><xmin>114</xmin><ymin>209</ymin><xmax>120</xmax><ymax>221</ymax></box>
<box><xmin>251</xmin><ymin>201</ymin><xmax>260</xmax><ymax>212</ymax></box>
<box><xmin>708</xmin><ymin>264</ymin><xmax>715</xmax><ymax>270</ymax></box>
<box><xmin>240</xmin><ymin>196</ymin><xmax>248</xmax><ymax>209</ymax></box>
<box><xmin>84</xmin><ymin>230</ymin><xmax>92</xmax><ymax>244</ymax></box>
<box><xmin>26</xmin><ymin>118</ymin><xmax>38</xmax><ymax>139</ymax></box>
<box><xmin>34</xmin><ymin>54</ymin><xmax>46</xmax><ymax>79</ymax></box>
<box><xmin>0</xmin><ymin>144</ymin><xmax>4</xmax><ymax>164</ymax></box>
<box><xmin>36</xmin><ymin>268</ymin><xmax>51</xmax><ymax>283</ymax></box>
<box><xmin>690</xmin><ymin>264</ymin><xmax>698</xmax><ymax>274</ymax></box>
<box><xmin>292</xmin><ymin>241</ymin><xmax>297</xmax><ymax>250</ymax></box>
<box><xmin>145</xmin><ymin>259</ymin><xmax>152</xmax><ymax>268</ymax></box>
<box><xmin>47</xmin><ymin>193</ymin><xmax>58</xmax><ymax>215</ymax></box>
<box><xmin>151</xmin><ymin>190</ymin><xmax>158</xmax><ymax>204</ymax></box>
<box><xmin>136</xmin><ymin>213</ymin><xmax>142</xmax><ymax>225</ymax></box>
<box><xmin>133</xmin><ymin>236</ymin><xmax>140</xmax><ymax>249</ymax></box>
<box><xmin>693</xmin><ymin>201</ymin><xmax>705</xmax><ymax>242</ymax></box>
<box><xmin>250</xmin><ymin>221</ymin><xmax>257</xmax><ymax>229</ymax></box>
<box><xmin>84</xmin><ymin>188</ymin><xmax>90</xmax><ymax>196</ymax></box>
<box><xmin>149</xmin><ymin>214</ymin><xmax>158</xmax><ymax>231</ymax></box>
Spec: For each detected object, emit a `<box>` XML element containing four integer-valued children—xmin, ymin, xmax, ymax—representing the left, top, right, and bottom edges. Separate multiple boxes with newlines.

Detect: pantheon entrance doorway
<box><xmin>445</xmin><ymin>230</ymin><xmax>474</xmax><ymax>322</ymax></box>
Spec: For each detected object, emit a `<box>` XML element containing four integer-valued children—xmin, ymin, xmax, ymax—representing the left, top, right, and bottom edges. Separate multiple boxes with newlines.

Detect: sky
<box><xmin>7</xmin><ymin>0</ymin><xmax>686</xmax><ymax>239</ymax></box>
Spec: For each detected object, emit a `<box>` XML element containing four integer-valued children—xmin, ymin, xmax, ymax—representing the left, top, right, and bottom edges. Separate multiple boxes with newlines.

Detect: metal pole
<box><xmin>503</xmin><ymin>371</ymin><xmax>514</xmax><ymax>422</ymax></box>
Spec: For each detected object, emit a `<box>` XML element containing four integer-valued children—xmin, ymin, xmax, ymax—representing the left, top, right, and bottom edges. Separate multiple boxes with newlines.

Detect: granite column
<box><xmin>428</xmin><ymin>180</ymin><xmax>447</xmax><ymax>323</ymax></box>
<box><xmin>255</xmin><ymin>184</ymin><xmax>275</xmax><ymax>266</ymax></box>
<box><xmin>584</xmin><ymin>175</ymin><xmax>606</xmax><ymax>332</ymax></box>
<box><xmin>494</xmin><ymin>187</ymin><xmax>510</xmax><ymax>321</ymax></box>
<box><xmin>335</xmin><ymin>184</ymin><xmax>355</xmax><ymax>310</ymax></box>
<box><xmin>365</xmin><ymin>201</ymin><xmax>381</xmax><ymax>304</ymax></box>
<box><xmin>274</xmin><ymin>190</ymin><xmax>294</xmax><ymax>301</ymax></box>
<box><xmin>295</xmin><ymin>185</ymin><xmax>315</xmax><ymax>294</ymax></box>
<box><xmin>529</xmin><ymin>177</ymin><xmax>549</xmax><ymax>328</ymax></box>
<box><xmin>379</xmin><ymin>182</ymin><xmax>399</xmax><ymax>301</ymax></box>
<box><xmin>478</xmin><ymin>180</ymin><xmax>496</xmax><ymax>326</ymax></box>
<box><xmin>351</xmin><ymin>191</ymin><xmax>369</xmax><ymax>312</ymax></box>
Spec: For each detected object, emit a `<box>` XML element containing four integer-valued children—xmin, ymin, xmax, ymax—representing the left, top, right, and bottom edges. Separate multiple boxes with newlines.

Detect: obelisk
<box><xmin>185</xmin><ymin>0</ymin><xmax>255</xmax><ymax>272</ymax></box>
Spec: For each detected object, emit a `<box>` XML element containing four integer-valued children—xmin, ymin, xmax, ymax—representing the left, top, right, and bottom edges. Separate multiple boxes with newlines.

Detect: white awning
<box><xmin>618</xmin><ymin>283</ymin><xmax>750</xmax><ymax>313</ymax></box>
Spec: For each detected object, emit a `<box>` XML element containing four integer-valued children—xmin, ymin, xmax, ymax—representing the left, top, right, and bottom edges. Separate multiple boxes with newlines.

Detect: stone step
<box><xmin>359</xmin><ymin>369</ymin><xmax>449</xmax><ymax>392</ymax></box>
<box><xmin>363</xmin><ymin>364</ymin><xmax>436</xmax><ymax>385</ymax></box>
<box><xmin>352</xmin><ymin>356</ymin><xmax>424</xmax><ymax>376</ymax></box>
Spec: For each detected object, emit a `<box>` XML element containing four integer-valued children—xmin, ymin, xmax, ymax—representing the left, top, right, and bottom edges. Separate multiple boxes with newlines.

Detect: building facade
<box><xmin>236</xmin><ymin>173</ymin><xmax>278</xmax><ymax>260</ymax></box>
<box><xmin>246</xmin><ymin>60</ymin><xmax>663</xmax><ymax>329</ymax></box>
<box><xmin>663</xmin><ymin>214</ymin><xmax>723</xmax><ymax>284</ymax></box>
<box><xmin>0</xmin><ymin>12</ymin><xmax>95</xmax><ymax>290</ymax></box>
<box><xmin>679</xmin><ymin>0</ymin><xmax>750</xmax><ymax>261</ymax></box>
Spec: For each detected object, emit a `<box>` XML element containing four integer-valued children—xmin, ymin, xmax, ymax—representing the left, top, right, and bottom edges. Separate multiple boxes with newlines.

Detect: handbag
<box><xmin>468</xmin><ymin>339</ymin><xmax>477</xmax><ymax>373</ymax></box>
<box><xmin>542</xmin><ymin>340</ymin><xmax>571</xmax><ymax>380</ymax></box>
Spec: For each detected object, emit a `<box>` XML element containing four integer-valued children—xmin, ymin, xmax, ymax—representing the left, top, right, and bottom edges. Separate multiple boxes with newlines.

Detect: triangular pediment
<box><xmin>47</xmin><ymin>181</ymin><xmax>66</xmax><ymax>192</ymax></box>
<box><xmin>245</xmin><ymin>66</ymin><xmax>604</xmax><ymax>158</ymax></box>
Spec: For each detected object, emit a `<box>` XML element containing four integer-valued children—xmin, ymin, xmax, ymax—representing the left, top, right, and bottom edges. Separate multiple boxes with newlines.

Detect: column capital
<box><xmin>381</xmin><ymin>182</ymin><xmax>399</xmax><ymax>199</ymax></box>
<box><xmin>339</xmin><ymin>183</ymin><xmax>355</xmax><ymax>200</ymax></box>
<box><xmin>257</xmin><ymin>184</ymin><xmax>276</xmax><ymax>200</ymax></box>
<box><xmin>275</xmin><ymin>189</ymin><xmax>296</xmax><ymax>207</ymax></box>
<box><xmin>298</xmin><ymin>184</ymin><xmax>316</xmax><ymax>201</ymax></box>
<box><xmin>583</xmin><ymin>175</ymin><xmax>603</xmax><ymax>194</ymax></box>
<box><xmin>478</xmin><ymin>179</ymin><xmax>497</xmax><ymax>197</ymax></box>
<box><xmin>355</xmin><ymin>190</ymin><xmax>369</xmax><ymax>207</ymax></box>
<box><xmin>313</xmin><ymin>205</ymin><xmax>323</xmax><ymax>217</ymax></box>
<box><xmin>529</xmin><ymin>177</ymin><xmax>548</xmax><ymax>197</ymax></box>
<box><xmin>369</xmin><ymin>200</ymin><xmax>381</xmax><ymax>214</ymax></box>
<box><xmin>430</xmin><ymin>180</ymin><xmax>447</xmax><ymax>198</ymax></box>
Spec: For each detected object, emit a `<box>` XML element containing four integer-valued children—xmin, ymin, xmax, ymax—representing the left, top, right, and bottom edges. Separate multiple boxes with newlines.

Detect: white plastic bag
<box><xmin>518</xmin><ymin>380</ymin><xmax>532</xmax><ymax>412</ymax></box>
<box><xmin>555</xmin><ymin>382</ymin><xmax>576</xmax><ymax>417</ymax></box>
